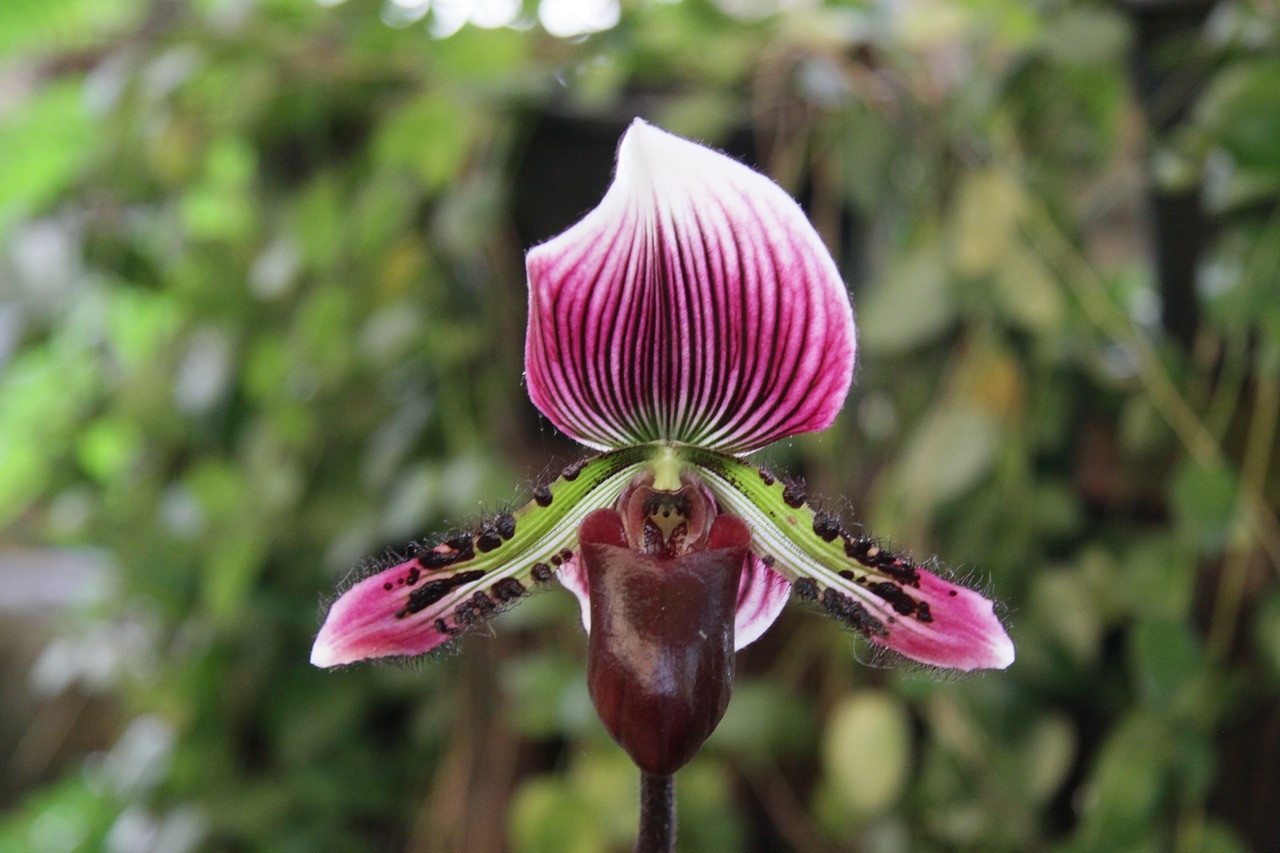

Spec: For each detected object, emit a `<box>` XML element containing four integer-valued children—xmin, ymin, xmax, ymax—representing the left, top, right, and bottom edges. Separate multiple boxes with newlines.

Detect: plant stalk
<box><xmin>636</xmin><ymin>772</ymin><xmax>675</xmax><ymax>853</ymax></box>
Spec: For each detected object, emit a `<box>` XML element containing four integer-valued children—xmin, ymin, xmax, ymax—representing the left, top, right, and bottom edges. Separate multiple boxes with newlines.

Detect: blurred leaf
<box><xmin>373</xmin><ymin>94</ymin><xmax>472</xmax><ymax>194</ymax></box>
<box><xmin>1077</xmin><ymin>712</ymin><xmax>1169</xmax><ymax>847</ymax></box>
<box><xmin>180</xmin><ymin>136</ymin><xmax>258</xmax><ymax>243</ymax></box>
<box><xmin>494</xmin><ymin>748</ymin><xmax>729</xmax><ymax>852</ymax></box>
<box><xmin>836</xmin><ymin>106</ymin><xmax>896</xmax><ymax>211</ymax></box>
<box><xmin>821</xmin><ymin>691</ymin><xmax>912</xmax><ymax>816</ymax></box>
<box><xmin>292</xmin><ymin>285</ymin><xmax>357</xmax><ymax>386</ymax></box>
<box><xmin>1196</xmin><ymin>61</ymin><xmax>1280</xmax><ymax>211</ymax></box>
<box><xmin>1029</xmin><ymin>480</ymin><xmax>1083</xmax><ymax>538</ymax></box>
<box><xmin>1199</xmin><ymin>61</ymin><xmax>1280</xmax><ymax>173</ymax></box>
<box><xmin>290</xmin><ymin>173</ymin><xmax>346</xmax><ymax>273</ymax></box>
<box><xmin>428</xmin><ymin>25</ymin><xmax>530</xmax><ymax>84</ymax></box>
<box><xmin>950</xmin><ymin>169</ymin><xmax>1025</xmax><ymax>277</ymax></box>
<box><xmin>0</xmin><ymin>341</ymin><xmax>99</xmax><ymax>525</ymax></box>
<box><xmin>1129</xmin><ymin>618</ymin><xmax>1206</xmax><ymax>714</ymax></box>
<box><xmin>965</xmin><ymin>344</ymin><xmax>1025</xmax><ymax>424</ymax></box>
<box><xmin>0</xmin><ymin>441</ymin><xmax>47</xmax><ymax>528</ymax></box>
<box><xmin>1021</xmin><ymin>713</ymin><xmax>1076</xmax><ymax>804</ymax></box>
<box><xmin>569</xmin><ymin>750</ymin><xmax>641</xmax><ymax>845</ymax></box>
<box><xmin>508</xmin><ymin>777</ymin><xmax>609</xmax><ymax>853</ymax></box>
<box><xmin>430</xmin><ymin>175</ymin><xmax>503</xmax><ymax>257</ymax></box>
<box><xmin>1186</xmin><ymin>820</ymin><xmax>1252</xmax><ymax>853</ymax></box>
<box><xmin>1118</xmin><ymin>395</ymin><xmax>1171</xmax><ymax>455</ymax></box>
<box><xmin>0</xmin><ymin>774</ymin><xmax>114</xmax><ymax>853</ymax></box>
<box><xmin>1252</xmin><ymin>589</ymin><xmax>1280</xmax><ymax>685</ymax></box>
<box><xmin>892</xmin><ymin>0</ymin><xmax>973</xmax><ymax>51</ymax></box>
<box><xmin>858</xmin><ymin>249</ymin><xmax>955</xmax><ymax>354</ymax></box>
<box><xmin>1107</xmin><ymin>534</ymin><xmax>1192</xmax><ymax>626</ymax></box>
<box><xmin>1169</xmin><ymin>724</ymin><xmax>1216</xmax><ymax>803</ymax></box>
<box><xmin>0</xmin><ymin>0</ymin><xmax>142</xmax><ymax>60</ymax></box>
<box><xmin>107</xmin><ymin>288</ymin><xmax>183</xmax><ymax>370</ymax></box>
<box><xmin>895</xmin><ymin>403</ymin><xmax>1002</xmax><ymax>505</ymax></box>
<box><xmin>1169</xmin><ymin>460</ymin><xmax>1238</xmax><ymax>553</ymax></box>
<box><xmin>1026</xmin><ymin>566</ymin><xmax>1103</xmax><ymax>669</ymax></box>
<box><xmin>654</xmin><ymin>92</ymin><xmax>740</xmax><ymax>144</ymax></box>
<box><xmin>994</xmin><ymin>249</ymin><xmax>1065</xmax><ymax>333</ymax></box>
<box><xmin>77</xmin><ymin>417</ymin><xmax>143</xmax><ymax>484</ymax></box>
<box><xmin>1040</xmin><ymin>7</ymin><xmax>1129</xmax><ymax>67</ymax></box>
<box><xmin>707</xmin><ymin>678</ymin><xmax>816</xmax><ymax>763</ymax></box>
<box><xmin>673</xmin><ymin>761</ymin><xmax>744</xmax><ymax>853</ymax></box>
<box><xmin>185</xmin><ymin>460</ymin><xmax>243</xmax><ymax>526</ymax></box>
<box><xmin>0</xmin><ymin>82</ymin><xmax>94</xmax><ymax>234</ymax></box>
<box><xmin>499</xmin><ymin>652</ymin><xmax>587</xmax><ymax>739</ymax></box>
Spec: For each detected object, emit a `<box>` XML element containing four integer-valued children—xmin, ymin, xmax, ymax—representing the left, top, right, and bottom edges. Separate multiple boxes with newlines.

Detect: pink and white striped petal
<box><xmin>557</xmin><ymin>555</ymin><xmax>591</xmax><ymax>628</ymax></box>
<box><xmin>559</xmin><ymin>553</ymin><xmax>790</xmax><ymax>652</ymax></box>
<box><xmin>733</xmin><ymin>556</ymin><xmax>791</xmax><ymax>648</ymax></box>
<box><xmin>525</xmin><ymin>119</ymin><xmax>856</xmax><ymax>454</ymax></box>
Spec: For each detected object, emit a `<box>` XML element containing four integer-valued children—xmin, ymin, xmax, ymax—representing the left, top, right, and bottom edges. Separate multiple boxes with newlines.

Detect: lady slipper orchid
<box><xmin>311</xmin><ymin>120</ymin><xmax>1014</xmax><ymax>778</ymax></box>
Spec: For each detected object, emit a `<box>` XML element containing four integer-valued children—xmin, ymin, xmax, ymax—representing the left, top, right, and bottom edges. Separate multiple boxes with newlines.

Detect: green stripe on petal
<box><xmin>311</xmin><ymin>446</ymin><xmax>657</xmax><ymax>667</ymax></box>
<box><xmin>678</xmin><ymin>445</ymin><xmax>1014</xmax><ymax>672</ymax></box>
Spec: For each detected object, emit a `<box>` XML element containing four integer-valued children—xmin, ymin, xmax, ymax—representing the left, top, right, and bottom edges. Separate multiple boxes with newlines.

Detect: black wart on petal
<box><xmin>819</xmin><ymin>588</ymin><xmax>888</xmax><ymax>637</ymax></box>
<box><xmin>475</xmin><ymin>527</ymin><xmax>504</xmax><ymax>553</ymax></box>
<box><xmin>400</xmin><ymin>570</ymin><xmax>486</xmax><ymax>617</ymax></box>
<box><xmin>782</xmin><ymin>479</ymin><xmax>807</xmax><ymax>509</ymax></box>
<box><xmin>812</xmin><ymin>511</ymin><xmax>841</xmax><ymax>542</ymax></box>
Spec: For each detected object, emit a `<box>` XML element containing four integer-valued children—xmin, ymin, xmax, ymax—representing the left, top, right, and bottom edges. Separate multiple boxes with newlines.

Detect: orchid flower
<box><xmin>311</xmin><ymin>120</ymin><xmax>1013</xmax><ymax>781</ymax></box>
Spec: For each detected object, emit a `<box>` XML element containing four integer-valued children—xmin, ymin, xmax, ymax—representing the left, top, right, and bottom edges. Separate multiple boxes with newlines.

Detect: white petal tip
<box><xmin>986</xmin><ymin>631</ymin><xmax>1016</xmax><ymax>671</ymax></box>
<box><xmin>309</xmin><ymin>638</ymin><xmax>342</xmax><ymax>669</ymax></box>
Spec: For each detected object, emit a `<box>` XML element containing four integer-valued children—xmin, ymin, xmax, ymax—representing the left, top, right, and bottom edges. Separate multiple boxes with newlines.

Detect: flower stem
<box><xmin>636</xmin><ymin>772</ymin><xmax>676</xmax><ymax>853</ymax></box>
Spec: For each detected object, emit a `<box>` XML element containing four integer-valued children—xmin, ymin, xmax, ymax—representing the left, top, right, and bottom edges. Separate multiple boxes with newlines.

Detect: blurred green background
<box><xmin>1</xmin><ymin>0</ymin><xmax>1278</xmax><ymax>851</ymax></box>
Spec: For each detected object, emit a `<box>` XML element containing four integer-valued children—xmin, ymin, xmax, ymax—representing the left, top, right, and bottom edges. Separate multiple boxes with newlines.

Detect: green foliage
<box><xmin>2</xmin><ymin>1</ymin><xmax>1277</xmax><ymax>851</ymax></box>
<box><xmin>821</xmin><ymin>691</ymin><xmax>912</xmax><ymax>819</ymax></box>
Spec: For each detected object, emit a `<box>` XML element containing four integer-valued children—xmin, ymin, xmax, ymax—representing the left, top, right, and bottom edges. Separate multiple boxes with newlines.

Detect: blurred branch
<box><xmin>410</xmin><ymin>645</ymin><xmax>519</xmax><ymax>853</ymax></box>
<box><xmin>1200</xmin><ymin>331</ymin><xmax>1250</xmax><ymax>442</ymax></box>
<box><xmin>1210</xmin><ymin>367</ymin><xmax>1279</xmax><ymax>658</ymax></box>
<box><xmin>22</xmin><ymin>0</ymin><xmax>182</xmax><ymax>81</ymax></box>
<box><xmin>742</xmin><ymin>761</ymin><xmax>841</xmax><ymax>853</ymax></box>
<box><xmin>1024</xmin><ymin>201</ymin><xmax>1280</xmax><ymax>576</ymax></box>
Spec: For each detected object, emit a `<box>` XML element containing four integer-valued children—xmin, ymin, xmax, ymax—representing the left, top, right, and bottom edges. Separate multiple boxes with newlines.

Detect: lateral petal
<box><xmin>525</xmin><ymin>119</ymin><xmax>856</xmax><ymax>454</ymax></box>
<box><xmin>683</xmin><ymin>446</ymin><xmax>1015</xmax><ymax>672</ymax></box>
<box><xmin>310</xmin><ymin>448</ymin><xmax>653</xmax><ymax>667</ymax></box>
